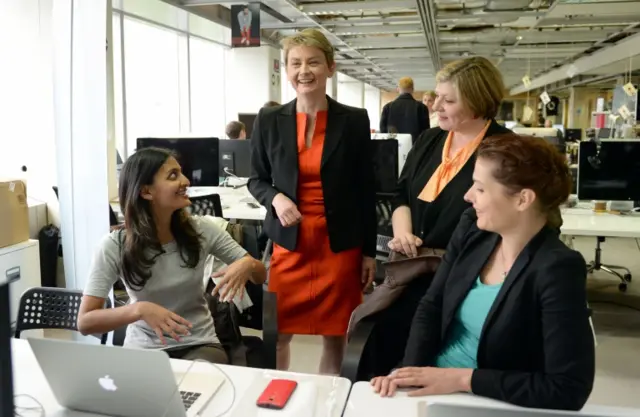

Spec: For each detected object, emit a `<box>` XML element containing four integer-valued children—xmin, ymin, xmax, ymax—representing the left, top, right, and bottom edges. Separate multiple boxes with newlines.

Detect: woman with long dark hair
<box><xmin>78</xmin><ymin>147</ymin><xmax>266</xmax><ymax>363</ymax></box>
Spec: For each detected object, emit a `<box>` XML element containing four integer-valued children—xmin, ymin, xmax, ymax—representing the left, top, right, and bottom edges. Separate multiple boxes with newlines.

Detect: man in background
<box><xmin>225</xmin><ymin>121</ymin><xmax>246</xmax><ymax>140</ymax></box>
<box><xmin>380</xmin><ymin>77</ymin><xmax>429</xmax><ymax>143</ymax></box>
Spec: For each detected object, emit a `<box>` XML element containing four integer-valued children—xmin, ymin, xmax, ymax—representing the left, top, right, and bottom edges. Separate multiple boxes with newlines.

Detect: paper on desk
<box><xmin>204</xmin><ymin>255</ymin><xmax>253</xmax><ymax>312</ymax></box>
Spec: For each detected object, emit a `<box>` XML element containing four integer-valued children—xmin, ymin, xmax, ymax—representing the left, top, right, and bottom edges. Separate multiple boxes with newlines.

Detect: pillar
<box><xmin>52</xmin><ymin>0</ymin><xmax>109</xmax><ymax>290</ymax></box>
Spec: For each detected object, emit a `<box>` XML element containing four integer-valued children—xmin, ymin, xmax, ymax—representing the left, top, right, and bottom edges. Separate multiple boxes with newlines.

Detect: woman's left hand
<box><xmin>361</xmin><ymin>256</ymin><xmax>376</xmax><ymax>290</ymax></box>
<box><xmin>372</xmin><ymin>367</ymin><xmax>473</xmax><ymax>397</ymax></box>
<box><xmin>211</xmin><ymin>257</ymin><xmax>254</xmax><ymax>302</ymax></box>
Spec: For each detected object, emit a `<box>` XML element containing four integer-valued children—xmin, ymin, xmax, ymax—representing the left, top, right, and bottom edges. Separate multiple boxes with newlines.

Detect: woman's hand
<box><xmin>388</xmin><ymin>232</ymin><xmax>423</xmax><ymax>257</ymax></box>
<box><xmin>272</xmin><ymin>193</ymin><xmax>302</xmax><ymax>227</ymax></box>
<box><xmin>361</xmin><ymin>256</ymin><xmax>377</xmax><ymax>290</ymax></box>
<box><xmin>371</xmin><ymin>367</ymin><xmax>473</xmax><ymax>397</ymax></box>
<box><xmin>135</xmin><ymin>301</ymin><xmax>192</xmax><ymax>345</ymax></box>
<box><xmin>211</xmin><ymin>256</ymin><xmax>255</xmax><ymax>302</ymax></box>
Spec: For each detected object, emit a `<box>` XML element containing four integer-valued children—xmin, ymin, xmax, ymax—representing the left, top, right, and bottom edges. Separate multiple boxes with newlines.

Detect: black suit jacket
<box><xmin>403</xmin><ymin>208</ymin><xmax>595</xmax><ymax>411</ymax></box>
<box><xmin>248</xmin><ymin>97</ymin><xmax>377</xmax><ymax>257</ymax></box>
<box><xmin>380</xmin><ymin>93</ymin><xmax>429</xmax><ymax>142</ymax></box>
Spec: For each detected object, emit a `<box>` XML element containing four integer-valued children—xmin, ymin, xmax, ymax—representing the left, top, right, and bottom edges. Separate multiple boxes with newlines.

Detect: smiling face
<box><xmin>433</xmin><ymin>81</ymin><xmax>476</xmax><ymax>132</ymax></box>
<box><xmin>464</xmin><ymin>157</ymin><xmax>537</xmax><ymax>233</ymax></box>
<box><xmin>286</xmin><ymin>45</ymin><xmax>335</xmax><ymax>96</ymax></box>
<box><xmin>141</xmin><ymin>156</ymin><xmax>191</xmax><ymax>213</ymax></box>
<box><xmin>423</xmin><ymin>95</ymin><xmax>435</xmax><ymax>112</ymax></box>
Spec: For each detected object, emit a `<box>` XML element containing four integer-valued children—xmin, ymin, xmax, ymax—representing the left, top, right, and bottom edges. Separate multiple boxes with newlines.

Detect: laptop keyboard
<box><xmin>376</xmin><ymin>234</ymin><xmax>392</xmax><ymax>254</ymax></box>
<box><xmin>180</xmin><ymin>391</ymin><xmax>201</xmax><ymax>410</ymax></box>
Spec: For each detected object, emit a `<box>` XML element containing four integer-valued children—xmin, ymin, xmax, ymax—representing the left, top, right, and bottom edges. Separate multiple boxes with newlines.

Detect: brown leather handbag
<box><xmin>347</xmin><ymin>248</ymin><xmax>444</xmax><ymax>335</ymax></box>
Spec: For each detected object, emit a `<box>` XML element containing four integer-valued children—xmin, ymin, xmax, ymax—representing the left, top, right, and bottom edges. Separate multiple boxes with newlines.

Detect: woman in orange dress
<box><xmin>248</xmin><ymin>29</ymin><xmax>377</xmax><ymax>374</ymax></box>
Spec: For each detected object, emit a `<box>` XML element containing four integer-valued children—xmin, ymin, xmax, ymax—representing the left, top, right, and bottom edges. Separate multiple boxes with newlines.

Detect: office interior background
<box><xmin>2</xmin><ymin>0</ymin><xmax>640</xmax><ymax>412</ymax></box>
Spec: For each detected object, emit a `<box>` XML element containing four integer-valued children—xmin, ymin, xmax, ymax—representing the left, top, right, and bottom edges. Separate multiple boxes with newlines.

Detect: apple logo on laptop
<box><xmin>98</xmin><ymin>375</ymin><xmax>118</xmax><ymax>392</ymax></box>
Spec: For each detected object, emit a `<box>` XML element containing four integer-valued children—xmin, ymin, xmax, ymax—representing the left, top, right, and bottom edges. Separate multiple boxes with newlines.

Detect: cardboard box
<box><xmin>0</xmin><ymin>179</ymin><xmax>29</xmax><ymax>248</ymax></box>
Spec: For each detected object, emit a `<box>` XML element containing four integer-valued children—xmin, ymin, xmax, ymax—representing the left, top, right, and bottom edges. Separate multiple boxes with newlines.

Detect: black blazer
<box><xmin>403</xmin><ymin>208</ymin><xmax>595</xmax><ymax>411</ymax></box>
<box><xmin>380</xmin><ymin>93</ymin><xmax>429</xmax><ymax>142</ymax></box>
<box><xmin>393</xmin><ymin>120</ymin><xmax>511</xmax><ymax>249</ymax></box>
<box><xmin>248</xmin><ymin>97</ymin><xmax>377</xmax><ymax>257</ymax></box>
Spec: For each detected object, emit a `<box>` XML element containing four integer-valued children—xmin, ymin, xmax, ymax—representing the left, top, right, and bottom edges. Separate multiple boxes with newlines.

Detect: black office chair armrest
<box><xmin>262</xmin><ymin>288</ymin><xmax>278</xmax><ymax>370</ymax></box>
<box><xmin>340</xmin><ymin>316</ymin><xmax>377</xmax><ymax>383</ymax></box>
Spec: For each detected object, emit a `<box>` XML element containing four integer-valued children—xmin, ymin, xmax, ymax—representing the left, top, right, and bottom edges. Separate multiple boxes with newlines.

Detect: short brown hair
<box><xmin>225</xmin><ymin>121</ymin><xmax>245</xmax><ymax>139</ymax></box>
<box><xmin>398</xmin><ymin>77</ymin><xmax>414</xmax><ymax>90</ymax></box>
<box><xmin>263</xmin><ymin>101</ymin><xmax>280</xmax><ymax>108</ymax></box>
<box><xmin>436</xmin><ymin>57</ymin><xmax>505</xmax><ymax>120</ymax></box>
<box><xmin>423</xmin><ymin>90</ymin><xmax>436</xmax><ymax>100</ymax></box>
<box><xmin>282</xmin><ymin>29</ymin><xmax>334</xmax><ymax>66</ymax></box>
<box><xmin>477</xmin><ymin>133</ymin><xmax>571</xmax><ymax>228</ymax></box>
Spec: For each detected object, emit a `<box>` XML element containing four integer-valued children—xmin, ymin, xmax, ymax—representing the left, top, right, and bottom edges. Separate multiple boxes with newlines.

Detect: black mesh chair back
<box><xmin>188</xmin><ymin>194</ymin><xmax>223</xmax><ymax>217</ymax></box>
<box><xmin>14</xmin><ymin>287</ymin><xmax>111</xmax><ymax>344</ymax></box>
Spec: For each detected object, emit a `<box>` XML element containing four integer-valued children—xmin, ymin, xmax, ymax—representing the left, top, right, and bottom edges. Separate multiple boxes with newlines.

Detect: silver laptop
<box><xmin>28</xmin><ymin>338</ymin><xmax>224</xmax><ymax>417</ymax></box>
<box><xmin>423</xmin><ymin>403</ymin><xmax>609</xmax><ymax>417</ymax></box>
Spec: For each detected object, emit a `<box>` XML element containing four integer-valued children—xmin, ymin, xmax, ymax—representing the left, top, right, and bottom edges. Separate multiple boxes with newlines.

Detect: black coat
<box><xmin>248</xmin><ymin>97</ymin><xmax>377</xmax><ymax>257</ymax></box>
<box><xmin>403</xmin><ymin>208</ymin><xmax>595</xmax><ymax>411</ymax></box>
<box><xmin>380</xmin><ymin>93</ymin><xmax>429</xmax><ymax>142</ymax></box>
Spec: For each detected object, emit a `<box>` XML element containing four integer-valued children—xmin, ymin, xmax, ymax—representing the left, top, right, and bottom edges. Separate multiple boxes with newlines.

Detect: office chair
<box><xmin>587</xmin><ymin>236</ymin><xmax>632</xmax><ymax>292</ymax></box>
<box><xmin>14</xmin><ymin>287</ymin><xmax>111</xmax><ymax>344</ymax></box>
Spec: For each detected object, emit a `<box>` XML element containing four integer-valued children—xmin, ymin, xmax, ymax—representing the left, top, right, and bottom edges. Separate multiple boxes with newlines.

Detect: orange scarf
<box><xmin>418</xmin><ymin>121</ymin><xmax>491</xmax><ymax>202</ymax></box>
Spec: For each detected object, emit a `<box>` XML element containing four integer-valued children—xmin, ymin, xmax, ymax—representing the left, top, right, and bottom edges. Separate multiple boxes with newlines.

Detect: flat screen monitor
<box><xmin>565</xmin><ymin>128</ymin><xmax>582</xmax><ymax>141</ymax></box>
<box><xmin>219</xmin><ymin>139</ymin><xmax>252</xmax><ymax>178</ymax></box>
<box><xmin>371</xmin><ymin>139</ymin><xmax>399</xmax><ymax>194</ymax></box>
<box><xmin>0</xmin><ymin>283</ymin><xmax>15</xmax><ymax>417</ymax></box>
<box><xmin>578</xmin><ymin>140</ymin><xmax>640</xmax><ymax>201</ymax></box>
<box><xmin>597</xmin><ymin>128</ymin><xmax>614</xmax><ymax>139</ymax></box>
<box><xmin>238</xmin><ymin>113</ymin><xmax>257</xmax><ymax>138</ymax></box>
<box><xmin>136</xmin><ymin>138</ymin><xmax>219</xmax><ymax>187</ymax></box>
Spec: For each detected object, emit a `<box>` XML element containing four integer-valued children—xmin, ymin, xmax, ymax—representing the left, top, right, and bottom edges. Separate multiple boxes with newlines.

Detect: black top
<box><xmin>380</xmin><ymin>93</ymin><xmax>429</xmax><ymax>142</ymax></box>
<box><xmin>248</xmin><ymin>97</ymin><xmax>377</xmax><ymax>257</ymax></box>
<box><xmin>403</xmin><ymin>208</ymin><xmax>595</xmax><ymax>411</ymax></box>
<box><xmin>392</xmin><ymin>120</ymin><xmax>510</xmax><ymax>250</ymax></box>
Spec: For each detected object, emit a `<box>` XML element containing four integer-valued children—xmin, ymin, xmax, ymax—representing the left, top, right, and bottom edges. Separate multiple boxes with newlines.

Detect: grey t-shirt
<box><xmin>84</xmin><ymin>216</ymin><xmax>247</xmax><ymax>350</ymax></box>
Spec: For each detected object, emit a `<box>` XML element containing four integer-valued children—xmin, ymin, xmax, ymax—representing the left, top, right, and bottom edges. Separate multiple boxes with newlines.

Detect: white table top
<box><xmin>11</xmin><ymin>339</ymin><xmax>350</xmax><ymax>417</ymax></box>
<box><xmin>189</xmin><ymin>186</ymin><xmax>266</xmax><ymax>221</ymax></box>
<box><xmin>561</xmin><ymin>208</ymin><xmax>640</xmax><ymax>238</ymax></box>
<box><xmin>343</xmin><ymin>381</ymin><xmax>640</xmax><ymax>417</ymax></box>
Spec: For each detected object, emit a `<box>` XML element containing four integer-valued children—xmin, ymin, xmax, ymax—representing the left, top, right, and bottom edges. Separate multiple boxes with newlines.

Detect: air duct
<box><xmin>485</xmin><ymin>0</ymin><xmax>533</xmax><ymax>10</ymax></box>
<box><xmin>417</xmin><ymin>0</ymin><xmax>442</xmax><ymax>72</ymax></box>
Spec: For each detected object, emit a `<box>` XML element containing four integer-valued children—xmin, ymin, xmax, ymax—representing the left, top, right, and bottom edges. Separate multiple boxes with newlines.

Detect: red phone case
<box><xmin>256</xmin><ymin>379</ymin><xmax>298</xmax><ymax>409</ymax></box>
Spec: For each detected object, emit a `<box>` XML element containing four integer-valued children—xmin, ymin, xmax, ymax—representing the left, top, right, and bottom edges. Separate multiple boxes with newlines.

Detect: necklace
<box><xmin>499</xmin><ymin>247</ymin><xmax>509</xmax><ymax>278</ymax></box>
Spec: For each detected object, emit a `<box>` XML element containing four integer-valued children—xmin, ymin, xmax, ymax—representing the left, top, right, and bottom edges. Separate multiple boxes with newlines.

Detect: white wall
<box><xmin>0</xmin><ymin>0</ymin><xmax>57</xmax><ymax>203</ymax></box>
<box><xmin>364</xmin><ymin>84</ymin><xmax>381</xmax><ymax>130</ymax></box>
<box><xmin>225</xmin><ymin>45</ymin><xmax>282</xmax><ymax>122</ymax></box>
<box><xmin>337</xmin><ymin>72</ymin><xmax>364</xmax><ymax>108</ymax></box>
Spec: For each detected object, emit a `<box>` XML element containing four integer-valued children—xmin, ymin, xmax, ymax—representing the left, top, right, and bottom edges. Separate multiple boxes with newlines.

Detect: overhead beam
<box><xmin>332</xmin><ymin>24</ymin><xmax>423</xmax><ymax>36</ymax></box>
<box><xmin>510</xmin><ymin>31</ymin><xmax>640</xmax><ymax>95</ymax></box>
<box><xmin>299</xmin><ymin>0</ymin><xmax>415</xmax><ymax>14</ymax></box>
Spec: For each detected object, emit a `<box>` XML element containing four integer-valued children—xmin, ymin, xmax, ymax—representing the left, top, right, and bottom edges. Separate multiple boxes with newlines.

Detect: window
<box><xmin>189</xmin><ymin>37</ymin><xmax>226</xmax><ymax>137</ymax></box>
<box><xmin>122</xmin><ymin>17</ymin><xmax>182</xmax><ymax>156</ymax></box>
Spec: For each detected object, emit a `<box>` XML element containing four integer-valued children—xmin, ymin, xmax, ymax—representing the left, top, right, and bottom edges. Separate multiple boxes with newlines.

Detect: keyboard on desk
<box><xmin>376</xmin><ymin>234</ymin><xmax>392</xmax><ymax>254</ymax></box>
<box><xmin>180</xmin><ymin>391</ymin><xmax>201</xmax><ymax>410</ymax></box>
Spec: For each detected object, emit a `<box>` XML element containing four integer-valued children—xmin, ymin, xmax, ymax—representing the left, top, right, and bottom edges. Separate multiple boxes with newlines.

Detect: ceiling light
<box><xmin>516</xmin><ymin>35</ymin><xmax>523</xmax><ymax>41</ymax></box>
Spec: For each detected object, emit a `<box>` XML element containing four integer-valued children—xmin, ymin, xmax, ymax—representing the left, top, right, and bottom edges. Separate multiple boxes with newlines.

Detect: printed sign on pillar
<box><xmin>231</xmin><ymin>3</ymin><xmax>261</xmax><ymax>47</ymax></box>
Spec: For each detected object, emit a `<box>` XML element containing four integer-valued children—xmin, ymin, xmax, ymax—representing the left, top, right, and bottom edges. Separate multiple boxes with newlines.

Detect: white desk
<box><xmin>189</xmin><ymin>186</ymin><xmax>266</xmax><ymax>221</ymax></box>
<box><xmin>11</xmin><ymin>339</ymin><xmax>351</xmax><ymax>417</ymax></box>
<box><xmin>561</xmin><ymin>208</ymin><xmax>640</xmax><ymax>238</ymax></box>
<box><xmin>343</xmin><ymin>381</ymin><xmax>640</xmax><ymax>417</ymax></box>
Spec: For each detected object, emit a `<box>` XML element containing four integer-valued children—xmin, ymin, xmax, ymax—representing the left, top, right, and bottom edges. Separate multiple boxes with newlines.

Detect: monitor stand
<box><xmin>0</xmin><ymin>283</ymin><xmax>15</xmax><ymax>416</ymax></box>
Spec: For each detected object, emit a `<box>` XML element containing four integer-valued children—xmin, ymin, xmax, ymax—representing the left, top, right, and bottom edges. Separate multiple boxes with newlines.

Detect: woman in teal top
<box><xmin>371</xmin><ymin>133</ymin><xmax>595</xmax><ymax>411</ymax></box>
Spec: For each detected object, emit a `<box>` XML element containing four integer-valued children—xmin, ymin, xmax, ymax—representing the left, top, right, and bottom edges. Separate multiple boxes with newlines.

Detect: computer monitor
<box><xmin>0</xmin><ymin>283</ymin><xmax>15</xmax><ymax>417</ymax></box>
<box><xmin>219</xmin><ymin>139</ymin><xmax>252</xmax><ymax>178</ymax></box>
<box><xmin>552</xmin><ymin>124</ymin><xmax>565</xmax><ymax>135</ymax></box>
<box><xmin>578</xmin><ymin>140</ymin><xmax>640</xmax><ymax>201</ymax></box>
<box><xmin>597</xmin><ymin>128</ymin><xmax>614</xmax><ymax>139</ymax></box>
<box><xmin>371</xmin><ymin>139</ymin><xmax>399</xmax><ymax>195</ymax></box>
<box><xmin>238</xmin><ymin>113</ymin><xmax>258</xmax><ymax>138</ymax></box>
<box><xmin>136</xmin><ymin>138</ymin><xmax>219</xmax><ymax>187</ymax></box>
<box><xmin>565</xmin><ymin>128</ymin><xmax>582</xmax><ymax>141</ymax></box>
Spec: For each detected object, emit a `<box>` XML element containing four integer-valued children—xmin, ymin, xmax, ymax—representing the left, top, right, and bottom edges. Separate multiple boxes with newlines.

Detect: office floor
<box><xmin>39</xmin><ymin>237</ymin><xmax>640</xmax><ymax>408</ymax></box>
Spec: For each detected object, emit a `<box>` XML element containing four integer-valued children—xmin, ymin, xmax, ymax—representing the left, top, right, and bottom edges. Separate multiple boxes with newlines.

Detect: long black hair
<box><xmin>118</xmin><ymin>147</ymin><xmax>201</xmax><ymax>290</ymax></box>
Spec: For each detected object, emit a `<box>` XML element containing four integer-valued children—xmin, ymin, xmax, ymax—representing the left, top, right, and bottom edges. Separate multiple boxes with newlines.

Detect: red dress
<box><xmin>268</xmin><ymin>111</ymin><xmax>363</xmax><ymax>336</ymax></box>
